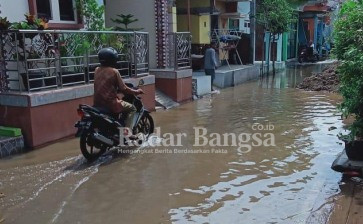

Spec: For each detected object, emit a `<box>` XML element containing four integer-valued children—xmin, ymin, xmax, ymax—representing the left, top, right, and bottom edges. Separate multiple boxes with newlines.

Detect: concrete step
<box><xmin>155</xmin><ymin>90</ymin><xmax>180</xmax><ymax>110</ymax></box>
<box><xmin>0</xmin><ymin>136</ymin><xmax>25</xmax><ymax>158</ymax></box>
<box><xmin>192</xmin><ymin>75</ymin><xmax>212</xmax><ymax>96</ymax></box>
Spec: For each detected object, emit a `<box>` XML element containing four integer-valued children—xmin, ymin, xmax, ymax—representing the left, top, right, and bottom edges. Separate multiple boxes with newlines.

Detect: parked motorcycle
<box><xmin>298</xmin><ymin>46</ymin><xmax>319</xmax><ymax>63</ymax></box>
<box><xmin>75</xmin><ymin>82</ymin><xmax>154</xmax><ymax>161</ymax></box>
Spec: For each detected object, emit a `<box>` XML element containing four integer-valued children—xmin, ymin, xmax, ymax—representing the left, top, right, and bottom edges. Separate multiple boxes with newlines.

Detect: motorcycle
<box><xmin>298</xmin><ymin>46</ymin><xmax>319</xmax><ymax>63</ymax></box>
<box><xmin>74</xmin><ymin>81</ymin><xmax>154</xmax><ymax>161</ymax></box>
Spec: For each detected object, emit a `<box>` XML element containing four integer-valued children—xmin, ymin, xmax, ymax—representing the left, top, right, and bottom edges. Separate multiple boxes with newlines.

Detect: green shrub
<box><xmin>335</xmin><ymin>0</ymin><xmax>363</xmax><ymax>140</ymax></box>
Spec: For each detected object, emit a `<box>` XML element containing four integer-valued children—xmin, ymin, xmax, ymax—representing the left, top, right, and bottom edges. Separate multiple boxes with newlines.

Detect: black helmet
<box><xmin>98</xmin><ymin>47</ymin><xmax>118</xmax><ymax>67</ymax></box>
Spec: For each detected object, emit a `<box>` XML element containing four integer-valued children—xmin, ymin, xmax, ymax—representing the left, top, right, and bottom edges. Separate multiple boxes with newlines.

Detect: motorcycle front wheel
<box><xmin>80</xmin><ymin>131</ymin><xmax>107</xmax><ymax>161</ymax></box>
<box><xmin>134</xmin><ymin>113</ymin><xmax>154</xmax><ymax>137</ymax></box>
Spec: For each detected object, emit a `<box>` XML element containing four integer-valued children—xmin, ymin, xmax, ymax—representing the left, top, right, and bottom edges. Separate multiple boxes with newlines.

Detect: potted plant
<box><xmin>8</xmin><ymin>15</ymin><xmax>55</xmax><ymax>90</ymax></box>
<box><xmin>0</xmin><ymin>17</ymin><xmax>11</xmax><ymax>31</ymax></box>
<box><xmin>335</xmin><ymin>0</ymin><xmax>363</xmax><ymax>160</ymax></box>
<box><xmin>11</xmin><ymin>14</ymin><xmax>48</xmax><ymax>30</ymax></box>
<box><xmin>11</xmin><ymin>14</ymin><xmax>48</xmax><ymax>39</ymax></box>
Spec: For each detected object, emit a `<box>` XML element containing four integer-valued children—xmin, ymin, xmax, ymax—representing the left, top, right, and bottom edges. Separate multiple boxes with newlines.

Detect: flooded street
<box><xmin>0</xmin><ymin>64</ymin><xmax>345</xmax><ymax>224</ymax></box>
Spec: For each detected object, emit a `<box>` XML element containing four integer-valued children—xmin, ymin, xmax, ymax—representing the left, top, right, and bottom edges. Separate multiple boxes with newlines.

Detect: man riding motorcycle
<box><xmin>94</xmin><ymin>47</ymin><xmax>143</xmax><ymax>129</ymax></box>
<box><xmin>75</xmin><ymin>47</ymin><xmax>154</xmax><ymax>161</ymax></box>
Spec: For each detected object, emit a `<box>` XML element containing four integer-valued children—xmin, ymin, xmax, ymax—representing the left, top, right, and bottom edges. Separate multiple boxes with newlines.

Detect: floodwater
<box><xmin>0</xmin><ymin>64</ymin><xmax>346</xmax><ymax>224</ymax></box>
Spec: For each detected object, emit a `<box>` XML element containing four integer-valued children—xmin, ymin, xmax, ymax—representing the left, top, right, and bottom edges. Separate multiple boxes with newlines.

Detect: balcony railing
<box><xmin>0</xmin><ymin>30</ymin><xmax>149</xmax><ymax>93</ymax></box>
<box><xmin>167</xmin><ymin>32</ymin><xmax>192</xmax><ymax>70</ymax></box>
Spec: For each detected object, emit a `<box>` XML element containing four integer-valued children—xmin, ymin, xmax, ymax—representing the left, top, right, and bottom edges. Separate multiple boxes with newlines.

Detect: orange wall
<box><xmin>0</xmin><ymin>96</ymin><xmax>93</xmax><ymax>148</ymax></box>
<box><xmin>0</xmin><ymin>84</ymin><xmax>155</xmax><ymax>148</ymax></box>
<box><xmin>156</xmin><ymin>77</ymin><xmax>192</xmax><ymax>103</ymax></box>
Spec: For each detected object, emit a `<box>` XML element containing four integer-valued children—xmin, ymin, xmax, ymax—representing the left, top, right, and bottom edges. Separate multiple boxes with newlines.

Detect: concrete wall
<box><xmin>177</xmin><ymin>0</ymin><xmax>210</xmax><ymax>8</ymax></box>
<box><xmin>169</xmin><ymin>6</ymin><xmax>177</xmax><ymax>32</ymax></box>
<box><xmin>213</xmin><ymin>65</ymin><xmax>260</xmax><ymax>88</ymax></box>
<box><xmin>176</xmin><ymin>0</ymin><xmax>211</xmax><ymax>44</ymax></box>
<box><xmin>104</xmin><ymin>0</ymin><xmax>157</xmax><ymax>69</ymax></box>
<box><xmin>151</xmin><ymin>69</ymin><xmax>192</xmax><ymax>103</ymax></box>
<box><xmin>238</xmin><ymin>1</ymin><xmax>250</xmax><ymax>14</ymax></box>
<box><xmin>238</xmin><ymin>2</ymin><xmax>250</xmax><ymax>34</ymax></box>
<box><xmin>177</xmin><ymin>14</ymin><xmax>210</xmax><ymax>44</ymax></box>
<box><xmin>0</xmin><ymin>75</ymin><xmax>156</xmax><ymax>148</ymax></box>
<box><xmin>155</xmin><ymin>77</ymin><xmax>192</xmax><ymax>103</ymax></box>
<box><xmin>198</xmin><ymin>15</ymin><xmax>211</xmax><ymax>44</ymax></box>
<box><xmin>177</xmin><ymin>15</ymin><xmax>188</xmax><ymax>32</ymax></box>
<box><xmin>0</xmin><ymin>0</ymin><xmax>29</xmax><ymax>22</ymax></box>
<box><xmin>276</xmin><ymin>34</ymin><xmax>282</xmax><ymax>62</ymax></box>
<box><xmin>192</xmin><ymin>75</ymin><xmax>211</xmax><ymax>96</ymax></box>
<box><xmin>216</xmin><ymin>1</ymin><xmax>227</xmax><ymax>29</ymax></box>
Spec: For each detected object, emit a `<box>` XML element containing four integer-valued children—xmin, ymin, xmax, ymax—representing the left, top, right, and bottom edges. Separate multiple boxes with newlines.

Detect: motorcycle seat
<box><xmin>93</xmin><ymin>106</ymin><xmax>119</xmax><ymax>118</ymax></box>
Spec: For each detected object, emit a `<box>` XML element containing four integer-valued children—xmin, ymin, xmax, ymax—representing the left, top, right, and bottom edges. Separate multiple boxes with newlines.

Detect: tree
<box><xmin>111</xmin><ymin>14</ymin><xmax>141</xmax><ymax>31</ymax></box>
<box><xmin>257</xmin><ymin>0</ymin><xmax>295</xmax><ymax>75</ymax></box>
<box><xmin>335</xmin><ymin>0</ymin><xmax>363</xmax><ymax>140</ymax></box>
<box><xmin>76</xmin><ymin>0</ymin><xmax>105</xmax><ymax>31</ymax></box>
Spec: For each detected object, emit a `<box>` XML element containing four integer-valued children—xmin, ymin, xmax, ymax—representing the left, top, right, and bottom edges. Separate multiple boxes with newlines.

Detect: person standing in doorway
<box><xmin>204</xmin><ymin>42</ymin><xmax>218</xmax><ymax>91</ymax></box>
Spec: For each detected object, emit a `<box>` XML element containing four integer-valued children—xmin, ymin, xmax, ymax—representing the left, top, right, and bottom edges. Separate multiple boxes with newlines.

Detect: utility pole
<box><xmin>250</xmin><ymin>0</ymin><xmax>256</xmax><ymax>64</ymax></box>
<box><xmin>187</xmin><ymin>0</ymin><xmax>191</xmax><ymax>31</ymax></box>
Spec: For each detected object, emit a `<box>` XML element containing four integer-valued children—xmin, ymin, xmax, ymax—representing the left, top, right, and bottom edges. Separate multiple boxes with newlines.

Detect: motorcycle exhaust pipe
<box><xmin>93</xmin><ymin>133</ymin><xmax>114</xmax><ymax>146</ymax></box>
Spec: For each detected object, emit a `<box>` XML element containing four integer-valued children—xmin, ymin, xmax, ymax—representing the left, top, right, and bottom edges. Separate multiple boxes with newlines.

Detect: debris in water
<box><xmin>297</xmin><ymin>63</ymin><xmax>339</xmax><ymax>92</ymax></box>
<box><xmin>0</xmin><ymin>194</ymin><xmax>6</xmax><ymax>223</ymax></box>
<box><xmin>329</xmin><ymin>126</ymin><xmax>337</xmax><ymax>131</ymax></box>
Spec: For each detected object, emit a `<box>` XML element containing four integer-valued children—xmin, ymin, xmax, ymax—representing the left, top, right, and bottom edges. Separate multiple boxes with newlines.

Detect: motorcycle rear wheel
<box><xmin>80</xmin><ymin>131</ymin><xmax>107</xmax><ymax>161</ymax></box>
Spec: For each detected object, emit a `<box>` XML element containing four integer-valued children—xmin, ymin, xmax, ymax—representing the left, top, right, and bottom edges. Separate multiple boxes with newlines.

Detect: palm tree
<box><xmin>111</xmin><ymin>14</ymin><xmax>141</xmax><ymax>31</ymax></box>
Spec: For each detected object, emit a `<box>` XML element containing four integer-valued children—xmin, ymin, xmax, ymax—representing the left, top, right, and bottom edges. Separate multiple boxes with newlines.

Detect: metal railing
<box><xmin>167</xmin><ymin>32</ymin><xmax>192</xmax><ymax>70</ymax></box>
<box><xmin>0</xmin><ymin>30</ymin><xmax>149</xmax><ymax>93</ymax></box>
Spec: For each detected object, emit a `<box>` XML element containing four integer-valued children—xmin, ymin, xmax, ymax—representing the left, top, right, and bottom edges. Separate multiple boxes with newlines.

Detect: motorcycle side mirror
<box><xmin>138</xmin><ymin>79</ymin><xmax>145</xmax><ymax>87</ymax></box>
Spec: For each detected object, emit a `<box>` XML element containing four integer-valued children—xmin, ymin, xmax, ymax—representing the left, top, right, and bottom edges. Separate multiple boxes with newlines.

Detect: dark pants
<box><xmin>205</xmin><ymin>69</ymin><xmax>215</xmax><ymax>89</ymax></box>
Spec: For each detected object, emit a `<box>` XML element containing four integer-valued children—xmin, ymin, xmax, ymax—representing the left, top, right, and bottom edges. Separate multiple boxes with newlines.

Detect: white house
<box><xmin>238</xmin><ymin>1</ymin><xmax>250</xmax><ymax>34</ymax></box>
<box><xmin>0</xmin><ymin>0</ymin><xmax>103</xmax><ymax>29</ymax></box>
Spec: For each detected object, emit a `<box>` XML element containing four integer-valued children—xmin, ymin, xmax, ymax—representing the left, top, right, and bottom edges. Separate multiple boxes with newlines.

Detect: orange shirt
<box><xmin>93</xmin><ymin>67</ymin><xmax>128</xmax><ymax>113</ymax></box>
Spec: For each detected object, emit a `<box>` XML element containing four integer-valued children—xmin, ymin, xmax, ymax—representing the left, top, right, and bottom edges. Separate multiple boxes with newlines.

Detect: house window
<box><xmin>34</xmin><ymin>0</ymin><xmax>77</xmax><ymax>23</ymax></box>
<box><xmin>59</xmin><ymin>0</ymin><xmax>75</xmax><ymax>21</ymax></box>
<box><xmin>36</xmin><ymin>0</ymin><xmax>52</xmax><ymax>20</ymax></box>
<box><xmin>229</xmin><ymin>19</ymin><xmax>239</xmax><ymax>30</ymax></box>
